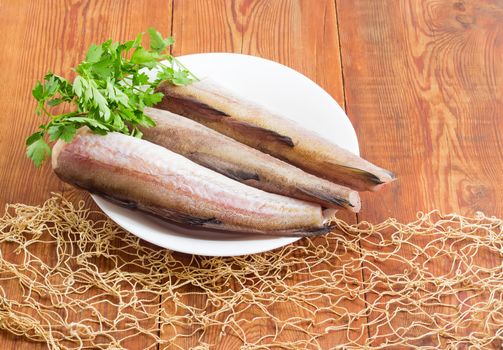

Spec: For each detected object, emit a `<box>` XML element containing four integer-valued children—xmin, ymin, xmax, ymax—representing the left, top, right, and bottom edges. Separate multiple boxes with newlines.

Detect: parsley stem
<box><xmin>41</xmin><ymin>105</ymin><xmax>54</xmax><ymax>118</ymax></box>
<box><xmin>171</xmin><ymin>57</ymin><xmax>199</xmax><ymax>81</ymax></box>
<box><xmin>51</xmin><ymin>111</ymin><xmax>88</xmax><ymax>122</ymax></box>
<box><xmin>122</xmin><ymin>79</ymin><xmax>145</xmax><ymax>92</ymax></box>
<box><xmin>27</xmin><ymin>28</ymin><xmax>196</xmax><ymax>167</ymax></box>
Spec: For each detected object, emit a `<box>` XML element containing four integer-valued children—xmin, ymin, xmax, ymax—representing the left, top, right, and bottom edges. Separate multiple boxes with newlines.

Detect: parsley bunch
<box><xmin>27</xmin><ymin>28</ymin><xmax>197</xmax><ymax>167</ymax></box>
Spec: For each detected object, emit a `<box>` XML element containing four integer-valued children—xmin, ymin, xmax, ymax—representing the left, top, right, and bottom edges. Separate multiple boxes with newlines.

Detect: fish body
<box><xmin>156</xmin><ymin>79</ymin><xmax>396</xmax><ymax>191</ymax></box>
<box><xmin>52</xmin><ymin>128</ymin><xmax>334</xmax><ymax>236</ymax></box>
<box><xmin>140</xmin><ymin>107</ymin><xmax>360</xmax><ymax>212</ymax></box>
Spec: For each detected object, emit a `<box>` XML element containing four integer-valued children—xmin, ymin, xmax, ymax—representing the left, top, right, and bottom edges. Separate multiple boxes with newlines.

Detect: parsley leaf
<box><xmin>86</xmin><ymin>44</ymin><xmax>104</xmax><ymax>63</ymax></box>
<box><xmin>130</xmin><ymin>47</ymin><xmax>161</xmax><ymax>67</ymax></box>
<box><xmin>148</xmin><ymin>27</ymin><xmax>175</xmax><ymax>52</ymax></box>
<box><xmin>26</xmin><ymin>138</ymin><xmax>51</xmax><ymax>168</ymax></box>
<box><xmin>48</xmin><ymin>125</ymin><xmax>76</xmax><ymax>142</ymax></box>
<box><xmin>26</xmin><ymin>131</ymin><xmax>42</xmax><ymax>146</ymax></box>
<box><xmin>32</xmin><ymin>81</ymin><xmax>44</xmax><ymax>101</ymax></box>
<box><xmin>26</xmin><ymin>28</ymin><xmax>196</xmax><ymax>167</ymax></box>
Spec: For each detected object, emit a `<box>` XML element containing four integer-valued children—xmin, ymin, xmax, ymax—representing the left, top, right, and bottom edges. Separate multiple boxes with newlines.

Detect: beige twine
<box><xmin>0</xmin><ymin>194</ymin><xmax>501</xmax><ymax>349</ymax></box>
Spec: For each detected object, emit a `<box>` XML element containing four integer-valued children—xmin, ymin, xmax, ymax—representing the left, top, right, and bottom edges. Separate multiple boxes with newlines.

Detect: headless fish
<box><xmin>140</xmin><ymin>107</ymin><xmax>360</xmax><ymax>212</ymax></box>
<box><xmin>156</xmin><ymin>79</ymin><xmax>396</xmax><ymax>191</ymax></box>
<box><xmin>52</xmin><ymin>128</ymin><xmax>336</xmax><ymax>237</ymax></box>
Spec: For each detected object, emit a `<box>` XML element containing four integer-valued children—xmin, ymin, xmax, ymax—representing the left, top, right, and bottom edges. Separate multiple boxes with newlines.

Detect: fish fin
<box><xmin>190</xmin><ymin>152</ymin><xmax>260</xmax><ymax>182</ymax></box>
<box><xmin>274</xmin><ymin>224</ymin><xmax>333</xmax><ymax>237</ymax></box>
<box><xmin>339</xmin><ymin>166</ymin><xmax>385</xmax><ymax>185</ymax></box>
<box><xmin>157</xmin><ymin>95</ymin><xmax>229</xmax><ymax>121</ymax></box>
<box><xmin>138</xmin><ymin>203</ymin><xmax>223</xmax><ymax>227</ymax></box>
<box><xmin>92</xmin><ymin>192</ymin><xmax>222</xmax><ymax>227</ymax></box>
<box><xmin>320</xmin><ymin>162</ymin><xmax>396</xmax><ymax>191</ymax></box>
<box><xmin>337</xmin><ymin>164</ymin><xmax>397</xmax><ymax>185</ymax></box>
<box><xmin>295</xmin><ymin>225</ymin><xmax>333</xmax><ymax>237</ymax></box>
<box><xmin>296</xmin><ymin>186</ymin><xmax>355</xmax><ymax>210</ymax></box>
<box><xmin>176</xmin><ymin>216</ymin><xmax>222</xmax><ymax>226</ymax></box>
<box><xmin>227</xmin><ymin>119</ymin><xmax>295</xmax><ymax>148</ymax></box>
<box><xmin>99</xmin><ymin>193</ymin><xmax>138</xmax><ymax>209</ymax></box>
<box><xmin>211</xmin><ymin>223</ymin><xmax>334</xmax><ymax>237</ymax></box>
<box><xmin>220</xmin><ymin>168</ymin><xmax>260</xmax><ymax>182</ymax></box>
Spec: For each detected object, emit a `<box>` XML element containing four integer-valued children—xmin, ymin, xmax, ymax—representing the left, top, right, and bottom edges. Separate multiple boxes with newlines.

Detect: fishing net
<box><xmin>0</xmin><ymin>194</ymin><xmax>501</xmax><ymax>349</ymax></box>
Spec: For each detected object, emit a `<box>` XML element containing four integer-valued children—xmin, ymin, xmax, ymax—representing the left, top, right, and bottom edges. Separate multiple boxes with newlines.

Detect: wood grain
<box><xmin>337</xmin><ymin>0</ymin><xmax>503</xmax><ymax>347</ymax></box>
<box><xmin>240</xmin><ymin>1</ymin><xmax>361</xmax><ymax>347</ymax></box>
<box><xmin>161</xmin><ymin>2</ymin><xmax>242</xmax><ymax>349</ymax></box>
<box><xmin>162</xmin><ymin>0</ymin><xmax>363</xmax><ymax>348</ymax></box>
<box><xmin>241</xmin><ymin>0</ymin><xmax>345</xmax><ymax>106</ymax></box>
<box><xmin>0</xmin><ymin>1</ymin><xmax>172</xmax><ymax>349</ymax></box>
<box><xmin>171</xmin><ymin>0</ymin><xmax>242</xmax><ymax>55</ymax></box>
<box><xmin>1</xmin><ymin>0</ymin><xmax>501</xmax><ymax>348</ymax></box>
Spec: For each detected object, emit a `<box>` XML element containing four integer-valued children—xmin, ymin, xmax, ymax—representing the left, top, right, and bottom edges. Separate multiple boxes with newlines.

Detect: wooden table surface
<box><xmin>0</xmin><ymin>0</ymin><xmax>502</xmax><ymax>348</ymax></box>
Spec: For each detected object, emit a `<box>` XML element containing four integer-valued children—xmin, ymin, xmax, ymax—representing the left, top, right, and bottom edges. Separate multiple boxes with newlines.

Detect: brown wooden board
<box><xmin>337</xmin><ymin>0</ymin><xmax>503</xmax><ymax>347</ymax></box>
<box><xmin>161</xmin><ymin>0</ymin><xmax>362</xmax><ymax>348</ymax></box>
<box><xmin>1</xmin><ymin>0</ymin><xmax>501</xmax><ymax>348</ymax></box>
<box><xmin>0</xmin><ymin>1</ymin><xmax>172</xmax><ymax>349</ymax></box>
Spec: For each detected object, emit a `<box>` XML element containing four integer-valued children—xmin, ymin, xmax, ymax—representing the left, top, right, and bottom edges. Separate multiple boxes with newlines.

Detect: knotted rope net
<box><xmin>0</xmin><ymin>194</ymin><xmax>501</xmax><ymax>349</ymax></box>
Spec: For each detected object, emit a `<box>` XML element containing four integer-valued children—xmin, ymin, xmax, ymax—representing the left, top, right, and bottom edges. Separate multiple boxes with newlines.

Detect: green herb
<box><xmin>26</xmin><ymin>28</ymin><xmax>197</xmax><ymax>167</ymax></box>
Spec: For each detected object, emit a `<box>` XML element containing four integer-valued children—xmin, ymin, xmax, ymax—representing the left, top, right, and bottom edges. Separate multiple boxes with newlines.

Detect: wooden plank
<box><xmin>163</xmin><ymin>0</ymin><xmax>364</xmax><ymax>348</ymax></box>
<box><xmin>241</xmin><ymin>1</ymin><xmax>360</xmax><ymax>347</ymax></box>
<box><xmin>241</xmin><ymin>0</ymin><xmax>345</xmax><ymax>106</ymax></box>
<box><xmin>171</xmin><ymin>0</ymin><xmax>241</xmax><ymax>55</ymax></box>
<box><xmin>162</xmin><ymin>2</ymin><xmax>241</xmax><ymax>349</ymax></box>
<box><xmin>337</xmin><ymin>0</ymin><xmax>503</xmax><ymax>347</ymax></box>
<box><xmin>0</xmin><ymin>1</ymin><xmax>172</xmax><ymax>349</ymax></box>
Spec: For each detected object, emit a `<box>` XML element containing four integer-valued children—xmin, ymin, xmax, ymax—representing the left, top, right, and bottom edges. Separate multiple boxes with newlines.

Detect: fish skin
<box><xmin>155</xmin><ymin>79</ymin><xmax>396</xmax><ymax>192</ymax></box>
<box><xmin>141</xmin><ymin>107</ymin><xmax>361</xmax><ymax>212</ymax></box>
<box><xmin>52</xmin><ymin>128</ymin><xmax>334</xmax><ymax>237</ymax></box>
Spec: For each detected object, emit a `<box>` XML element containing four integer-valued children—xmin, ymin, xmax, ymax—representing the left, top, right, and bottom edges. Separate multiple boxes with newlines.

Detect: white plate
<box><xmin>92</xmin><ymin>53</ymin><xmax>359</xmax><ymax>257</ymax></box>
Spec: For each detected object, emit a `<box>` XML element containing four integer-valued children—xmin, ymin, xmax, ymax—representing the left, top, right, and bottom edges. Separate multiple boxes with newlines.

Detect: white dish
<box><xmin>92</xmin><ymin>53</ymin><xmax>359</xmax><ymax>257</ymax></box>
